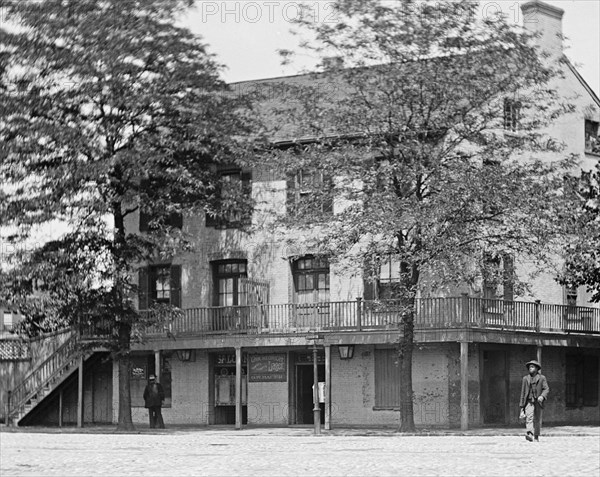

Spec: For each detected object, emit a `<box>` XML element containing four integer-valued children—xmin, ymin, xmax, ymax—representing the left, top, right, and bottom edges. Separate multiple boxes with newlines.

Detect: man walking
<box><xmin>143</xmin><ymin>374</ymin><xmax>165</xmax><ymax>429</ymax></box>
<box><xmin>519</xmin><ymin>359</ymin><xmax>549</xmax><ymax>442</ymax></box>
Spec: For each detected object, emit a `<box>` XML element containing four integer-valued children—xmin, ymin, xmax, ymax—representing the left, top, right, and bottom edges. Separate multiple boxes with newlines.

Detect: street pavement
<box><xmin>1</xmin><ymin>425</ymin><xmax>599</xmax><ymax>476</ymax></box>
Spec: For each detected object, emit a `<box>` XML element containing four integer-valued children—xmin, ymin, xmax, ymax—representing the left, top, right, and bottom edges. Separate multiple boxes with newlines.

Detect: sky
<box><xmin>179</xmin><ymin>0</ymin><xmax>600</xmax><ymax>95</ymax></box>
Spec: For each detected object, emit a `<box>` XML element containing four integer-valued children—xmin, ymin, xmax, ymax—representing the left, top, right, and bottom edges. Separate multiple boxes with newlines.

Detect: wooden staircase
<box><xmin>7</xmin><ymin>333</ymin><xmax>87</xmax><ymax>426</ymax></box>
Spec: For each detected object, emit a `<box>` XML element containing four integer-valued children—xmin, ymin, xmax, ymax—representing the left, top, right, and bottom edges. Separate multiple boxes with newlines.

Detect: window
<box><xmin>482</xmin><ymin>253</ymin><xmax>514</xmax><ymax>301</ymax></box>
<box><xmin>212</xmin><ymin>260</ymin><xmax>248</xmax><ymax>306</ymax></box>
<box><xmin>565</xmin><ymin>284</ymin><xmax>578</xmax><ymax>307</ymax></box>
<box><xmin>503</xmin><ymin>98</ymin><xmax>521</xmax><ymax>132</ymax></box>
<box><xmin>566</xmin><ymin>354</ymin><xmax>599</xmax><ymax>407</ymax></box>
<box><xmin>364</xmin><ymin>255</ymin><xmax>403</xmax><ymax>300</ymax></box>
<box><xmin>374</xmin><ymin>349</ymin><xmax>402</xmax><ymax>408</ymax></box>
<box><xmin>152</xmin><ymin>266</ymin><xmax>172</xmax><ymax>304</ymax></box>
<box><xmin>138</xmin><ymin>264</ymin><xmax>182</xmax><ymax>310</ymax></box>
<box><xmin>287</xmin><ymin>170</ymin><xmax>333</xmax><ymax>216</ymax></box>
<box><xmin>139</xmin><ymin>179</ymin><xmax>183</xmax><ymax>232</ymax></box>
<box><xmin>205</xmin><ymin>168</ymin><xmax>252</xmax><ymax>228</ymax></box>
<box><xmin>292</xmin><ymin>256</ymin><xmax>330</xmax><ymax>304</ymax></box>
<box><xmin>584</xmin><ymin>120</ymin><xmax>600</xmax><ymax>154</ymax></box>
<box><xmin>2</xmin><ymin>311</ymin><xmax>13</xmax><ymax>331</ymax></box>
<box><xmin>139</xmin><ymin>210</ymin><xmax>183</xmax><ymax>232</ymax></box>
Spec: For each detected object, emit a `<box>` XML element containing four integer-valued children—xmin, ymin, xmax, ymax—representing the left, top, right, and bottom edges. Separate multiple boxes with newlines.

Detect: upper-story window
<box><xmin>292</xmin><ymin>255</ymin><xmax>330</xmax><ymax>304</ymax></box>
<box><xmin>364</xmin><ymin>255</ymin><xmax>403</xmax><ymax>300</ymax></box>
<box><xmin>584</xmin><ymin>119</ymin><xmax>600</xmax><ymax>155</ymax></box>
<box><xmin>205</xmin><ymin>168</ymin><xmax>252</xmax><ymax>228</ymax></box>
<box><xmin>482</xmin><ymin>253</ymin><xmax>514</xmax><ymax>301</ymax></box>
<box><xmin>503</xmin><ymin>98</ymin><xmax>521</xmax><ymax>132</ymax></box>
<box><xmin>138</xmin><ymin>264</ymin><xmax>182</xmax><ymax>310</ymax></box>
<box><xmin>212</xmin><ymin>260</ymin><xmax>248</xmax><ymax>306</ymax></box>
<box><xmin>287</xmin><ymin>170</ymin><xmax>333</xmax><ymax>216</ymax></box>
<box><xmin>139</xmin><ymin>178</ymin><xmax>183</xmax><ymax>232</ymax></box>
<box><xmin>565</xmin><ymin>284</ymin><xmax>578</xmax><ymax>307</ymax></box>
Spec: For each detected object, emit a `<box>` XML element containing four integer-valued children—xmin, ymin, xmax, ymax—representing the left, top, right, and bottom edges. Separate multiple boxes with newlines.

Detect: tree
<box><xmin>560</xmin><ymin>164</ymin><xmax>600</xmax><ymax>302</ymax></box>
<box><xmin>0</xmin><ymin>0</ymin><xmax>256</xmax><ymax>430</ymax></box>
<box><xmin>259</xmin><ymin>0</ymin><xmax>577</xmax><ymax>431</ymax></box>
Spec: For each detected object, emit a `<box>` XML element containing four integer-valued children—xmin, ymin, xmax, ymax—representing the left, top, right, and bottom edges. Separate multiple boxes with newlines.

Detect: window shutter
<box><xmin>138</xmin><ymin>267</ymin><xmax>149</xmax><ymax>310</ymax></box>
<box><xmin>583</xmin><ymin>355</ymin><xmax>599</xmax><ymax>407</ymax></box>
<box><xmin>286</xmin><ymin>174</ymin><xmax>297</xmax><ymax>214</ymax></box>
<box><xmin>363</xmin><ymin>259</ymin><xmax>376</xmax><ymax>301</ymax></box>
<box><xmin>139</xmin><ymin>209</ymin><xmax>150</xmax><ymax>232</ymax></box>
<box><xmin>170</xmin><ymin>264</ymin><xmax>182</xmax><ymax>308</ymax></box>
<box><xmin>503</xmin><ymin>254</ymin><xmax>514</xmax><ymax>301</ymax></box>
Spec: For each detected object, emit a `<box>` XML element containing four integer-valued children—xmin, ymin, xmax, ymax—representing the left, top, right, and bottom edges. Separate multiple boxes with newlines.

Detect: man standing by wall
<box><xmin>143</xmin><ymin>374</ymin><xmax>165</xmax><ymax>429</ymax></box>
<box><xmin>519</xmin><ymin>360</ymin><xmax>550</xmax><ymax>442</ymax></box>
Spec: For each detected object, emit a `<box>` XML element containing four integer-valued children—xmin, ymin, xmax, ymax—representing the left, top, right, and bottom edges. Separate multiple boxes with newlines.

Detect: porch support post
<box><xmin>460</xmin><ymin>341</ymin><xmax>469</xmax><ymax>431</ymax></box>
<box><xmin>312</xmin><ymin>344</ymin><xmax>321</xmax><ymax>435</ymax></box>
<box><xmin>77</xmin><ymin>355</ymin><xmax>84</xmax><ymax>428</ymax></box>
<box><xmin>154</xmin><ymin>350</ymin><xmax>161</xmax><ymax>382</ymax></box>
<box><xmin>536</xmin><ymin>345</ymin><xmax>542</xmax><ymax>365</ymax></box>
<box><xmin>58</xmin><ymin>388</ymin><xmax>63</xmax><ymax>428</ymax></box>
<box><xmin>235</xmin><ymin>346</ymin><xmax>242</xmax><ymax>430</ymax></box>
<box><xmin>324</xmin><ymin>345</ymin><xmax>331</xmax><ymax>430</ymax></box>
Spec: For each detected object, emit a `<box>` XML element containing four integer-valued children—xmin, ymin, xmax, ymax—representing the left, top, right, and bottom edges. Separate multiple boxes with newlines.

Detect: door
<box><xmin>482</xmin><ymin>350</ymin><xmax>509</xmax><ymax>424</ymax></box>
<box><xmin>294</xmin><ymin>360</ymin><xmax>325</xmax><ymax>425</ymax></box>
<box><xmin>92</xmin><ymin>366</ymin><xmax>112</xmax><ymax>423</ymax></box>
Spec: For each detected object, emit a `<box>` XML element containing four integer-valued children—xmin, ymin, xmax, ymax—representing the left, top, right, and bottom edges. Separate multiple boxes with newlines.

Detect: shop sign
<box><xmin>248</xmin><ymin>353</ymin><xmax>287</xmax><ymax>382</ymax></box>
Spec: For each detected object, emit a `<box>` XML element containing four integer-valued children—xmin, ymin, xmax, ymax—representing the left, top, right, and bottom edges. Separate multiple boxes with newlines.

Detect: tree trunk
<box><xmin>397</xmin><ymin>260</ymin><xmax>418</xmax><ymax>433</ymax></box>
<box><xmin>116</xmin><ymin>323</ymin><xmax>135</xmax><ymax>431</ymax></box>
<box><xmin>398</xmin><ymin>300</ymin><xmax>416</xmax><ymax>432</ymax></box>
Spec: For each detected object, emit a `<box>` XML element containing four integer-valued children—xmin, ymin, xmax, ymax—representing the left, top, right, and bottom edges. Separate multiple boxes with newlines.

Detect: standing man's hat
<box><xmin>525</xmin><ymin>360</ymin><xmax>541</xmax><ymax>369</ymax></box>
<box><xmin>149</xmin><ymin>374</ymin><xmax>156</xmax><ymax>380</ymax></box>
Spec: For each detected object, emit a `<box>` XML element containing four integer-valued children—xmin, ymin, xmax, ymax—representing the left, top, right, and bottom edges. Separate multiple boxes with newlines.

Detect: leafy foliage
<box><xmin>260</xmin><ymin>0</ymin><xmax>578</xmax><ymax>431</ymax></box>
<box><xmin>560</xmin><ymin>164</ymin><xmax>600</xmax><ymax>302</ymax></box>
<box><xmin>0</xmin><ymin>0</ymin><xmax>257</xmax><ymax>429</ymax></box>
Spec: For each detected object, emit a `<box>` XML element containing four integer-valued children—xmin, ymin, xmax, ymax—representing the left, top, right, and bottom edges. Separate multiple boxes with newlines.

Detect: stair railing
<box><xmin>7</xmin><ymin>332</ymin><xmax>80</xmax><ymax>424</ymax></box>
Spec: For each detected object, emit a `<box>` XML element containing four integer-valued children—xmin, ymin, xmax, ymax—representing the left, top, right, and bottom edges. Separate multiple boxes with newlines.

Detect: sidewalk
<box><xmin>1</xmin><ymin>423</ymin><xmax>598</xmax><ymax>437</ymax></box>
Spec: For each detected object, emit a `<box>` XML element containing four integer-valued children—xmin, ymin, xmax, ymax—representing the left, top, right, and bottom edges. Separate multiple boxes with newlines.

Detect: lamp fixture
<box><xmin>177</xmin><ymin>349</ymin><xmax>194</xmax><ymax>362</ymax></box>
<box><xmin>338</xmin><ymin>345</ymin><xmax>355</xmax><ymax>360</ymax></box>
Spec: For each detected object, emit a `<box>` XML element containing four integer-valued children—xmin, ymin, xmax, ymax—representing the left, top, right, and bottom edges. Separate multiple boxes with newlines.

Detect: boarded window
<box><xmin>566</xmin><ymin>354</ymin><xmax>599</xmax><ymax>408</ymax></box>
<box><xmin>374</xmin><ymin>349</ymin><xmax>402</xmax><ymax>408</ymax></box>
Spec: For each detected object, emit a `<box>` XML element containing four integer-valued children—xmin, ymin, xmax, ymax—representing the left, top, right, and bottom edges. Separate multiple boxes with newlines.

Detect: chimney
<box><xmin>520</xmin><ymin>0</ymin><xmax>564</xmax><ymax>58</ymax></box>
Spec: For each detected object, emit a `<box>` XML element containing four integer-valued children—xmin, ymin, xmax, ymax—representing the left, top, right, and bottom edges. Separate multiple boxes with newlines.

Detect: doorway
<box><xmin>294</xmin><ymin>357</ymin><xmax>325</xmax><ymax>425</ymax></box>
<box><xmin>481</xmin><ymin>350</ymin><xmax>509</xmax><ymax>425</ymax></box>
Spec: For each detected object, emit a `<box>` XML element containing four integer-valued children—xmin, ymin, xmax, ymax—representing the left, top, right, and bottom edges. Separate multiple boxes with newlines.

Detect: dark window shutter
<box><xmin>363</xmin><ymin>277</ymin><xmax>375</xmax><ymax>301</ymax></box>
<box><xmin>584</xmin><ymin>355</ymin><xmax>599</xmax><ymax>407</ymax></box>
<box><xmin>139</xmin><ymin>210</ymin><xmax>150</xmax><ymax>232</ymax></box>
<box><xmin>138</xmin><ymin>267</ymin><xmax>149</xmax><ymax>310</ymax></box>
<box><xmin>170</xmin><ymin>264</ymin><xmax>182</xmax><ymax>308</ymax></box>
<box><xmin>286</xmin><ymin>175</ymin><xmax>297</xmax><ymax>214</ymax></box>
<box><xmin>503</xmin><ymin>254</ymin><xmax>514</xmax><ymax>301</ymax></box>
<box><xmin>323</xmin><ymin>175</ymin><xmax>334</xmax><ymax>214</ymax></box>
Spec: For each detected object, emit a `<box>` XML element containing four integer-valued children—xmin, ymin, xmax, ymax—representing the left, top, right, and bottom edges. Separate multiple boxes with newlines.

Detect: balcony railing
<box><xmin>77</xmin><ymin>297</ymin><xmax>599</xmax><ymax>338</ymax></box>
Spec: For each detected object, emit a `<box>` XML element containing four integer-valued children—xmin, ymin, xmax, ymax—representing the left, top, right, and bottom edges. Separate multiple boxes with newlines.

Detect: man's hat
<box><xmin>525</xmin><ymin>360</ymin><xmax>541</xmax><ymax>369</ymax></box>
<box><xmin>149</xmin><ymin>374</ymin><xmax>156</xmax><ymax>380</ymax></box>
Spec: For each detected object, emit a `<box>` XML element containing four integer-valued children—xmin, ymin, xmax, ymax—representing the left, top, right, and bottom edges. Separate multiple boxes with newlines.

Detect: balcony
<box><xmin>79</xmin><ymin>297</ymin><xmax>600</xmax><ymax>339</ymax></box>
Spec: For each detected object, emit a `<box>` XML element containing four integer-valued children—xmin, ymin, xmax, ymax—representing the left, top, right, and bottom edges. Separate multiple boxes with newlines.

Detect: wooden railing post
<box><xmin>461</xmin><ymin>293</ymin><xmax>470</xmax><ymax>325</ymax></box>
<box><xmin>356</xmin><ymin>297</ymin><xmax>363</xmax><ymax>331</ymax></box>
<box><xmin>535</xmin><ymin>300</ymin><xmax>541</xmax><ymax>332</ymax></box>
